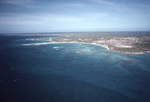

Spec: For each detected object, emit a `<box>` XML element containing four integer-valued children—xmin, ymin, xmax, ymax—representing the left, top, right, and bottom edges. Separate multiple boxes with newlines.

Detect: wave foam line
<box><xmin>22</xmin><ymin>42</ymin><xmax>52</xmax><ymax>46</ymax></box>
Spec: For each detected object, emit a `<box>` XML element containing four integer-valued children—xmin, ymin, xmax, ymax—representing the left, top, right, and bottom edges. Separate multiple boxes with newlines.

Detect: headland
<box><xmin>4</xmin><ymin>32</ymin><xmax>150</xmax><ymax>54</ymax></box>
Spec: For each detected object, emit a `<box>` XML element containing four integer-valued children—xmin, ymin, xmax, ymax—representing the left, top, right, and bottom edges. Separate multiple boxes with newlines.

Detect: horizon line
<box><xmin>1</xmin><ymin>31</ymin><xmax>150</xmax><ymax>34</ymax></box>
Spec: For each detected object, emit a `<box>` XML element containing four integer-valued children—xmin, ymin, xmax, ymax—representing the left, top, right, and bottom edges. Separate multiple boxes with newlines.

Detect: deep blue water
<box><xmin>0</xmin><ymin>35</ymin><xmax>150</xmax><ymax>102</ymax></box>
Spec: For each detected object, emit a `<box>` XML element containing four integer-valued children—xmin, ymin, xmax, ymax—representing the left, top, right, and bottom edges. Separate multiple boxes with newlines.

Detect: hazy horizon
<box><xmin>1</xmin><ymin>31</ymin><xmax>150</xmax><ymax>34</ymax></box>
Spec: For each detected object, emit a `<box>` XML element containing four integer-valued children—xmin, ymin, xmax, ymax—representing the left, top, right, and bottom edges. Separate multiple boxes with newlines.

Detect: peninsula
<box><xmin>25</xmin><ymin>32</ymin><xmax>150</xmax><ymax>54</ymax></box>
<box><xmin>6</xmin><ymin>32</ymin><xmax>150</xmax><ymax>54</ymax></box>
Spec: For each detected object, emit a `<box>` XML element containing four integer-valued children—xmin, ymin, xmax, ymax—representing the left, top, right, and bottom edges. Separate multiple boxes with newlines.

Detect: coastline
<box><xmin>48</xmin><ymin>41</ymin><xmax>146</xmax><ymax>54</ymax></box>
<box><xmin>22</xmin><ymin>33</ymin><xmax>150</xmax><ymax>55</ymax></box>
<box><xmin>23</xmin><ymin>38</ymin><xmax>147</xmax><ymax>54</ymax></box>
<box><xmin>49</xmin><ymin>41</ymin><xmax>110</xmax><ymax>51</ymax></box>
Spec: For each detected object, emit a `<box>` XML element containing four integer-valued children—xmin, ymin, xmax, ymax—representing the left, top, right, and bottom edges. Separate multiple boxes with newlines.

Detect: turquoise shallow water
<box><xmin>0</xmin><ymin>35</ymin><xmax>150</xmax><ymax>102</ymax></box>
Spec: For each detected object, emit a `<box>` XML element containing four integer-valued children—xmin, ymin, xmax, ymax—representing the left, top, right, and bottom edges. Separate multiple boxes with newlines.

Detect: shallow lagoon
<box><xmin>0</xmin><ymin>35</ymin><xmax>150</xmax><ymax>102</ymax></box>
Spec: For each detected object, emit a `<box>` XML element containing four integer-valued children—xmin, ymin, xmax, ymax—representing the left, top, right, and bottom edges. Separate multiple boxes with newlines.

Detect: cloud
<box><xmin>0</xmin><ymin>14</ymin><xmax>86</xmax><ymax>25</ymax></box>
<box><xmin>136</xmin><ymin>3</ymin><xmax>150</xmax><ymax>10</ymax></box>
<box><xmin>91</xmin><ymin>0</ymin><xmax>117</xmax><ymax>6</ymax></box>
<box><xmin>0</xmin><ymin>16</ymin><xmax>43</xmax><ymax>25</ymax></box>
<box><xmin>1</xmin><ymin>0</ymin><xmax>36</xmax><ymax>8</ymax></box>
<box><xmin>87</xmin><ymin>0</ymin><xmax>129</xmax><ymax>12</ymax></box>
<box><xmin>2</xmin><ymin>0</ymin><xmax>34</xmax><ymax>4</ymax></box>
<box><xmin>0</xmin><ymin>11</ymin><xmax>113</xmax><ymax>26</ymax></box>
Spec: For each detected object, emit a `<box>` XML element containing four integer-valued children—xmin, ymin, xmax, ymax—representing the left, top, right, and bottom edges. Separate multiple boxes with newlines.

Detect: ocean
<box><xmin>0</xmin><ymin>35</ymin><xmax>150</xmax><ymax>102</ymax></box>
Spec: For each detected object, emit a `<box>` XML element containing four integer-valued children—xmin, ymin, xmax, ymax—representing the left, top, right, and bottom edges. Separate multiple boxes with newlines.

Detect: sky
<box><xmin>0</xmin><ymin>0</ymin><xmax>150</xmax><ymax>33</ymax></box>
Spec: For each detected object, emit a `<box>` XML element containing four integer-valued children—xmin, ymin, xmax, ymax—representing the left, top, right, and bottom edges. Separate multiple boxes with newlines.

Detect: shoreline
<box><xmin>23</xmin><ymin>39</ymin><xmax>147</xmax><ymax>54</ymax></box>
<box><xmin>49</xmin><ymin>41</ymin><xmax>147</xmax><ymax>54</ymax></box>
<box><xmin>24</xmin><ymin>35</ymin><xmax>150</xmax><ymax>55</ymax></box>
<box><xmin>51</xmin><ymin>41</ymin><xmax>110</xmax><ymax>51</ymax></box>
